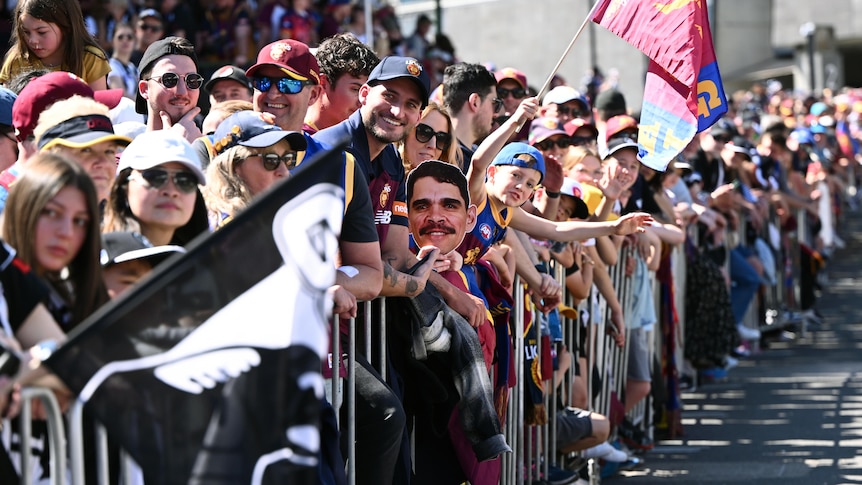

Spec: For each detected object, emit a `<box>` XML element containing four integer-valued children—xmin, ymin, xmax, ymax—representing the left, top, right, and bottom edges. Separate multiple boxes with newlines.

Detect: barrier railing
<box><xmin>16</xmin><ymin>206</ymin><xmax>827</xmax><ymax>484</ymax></box>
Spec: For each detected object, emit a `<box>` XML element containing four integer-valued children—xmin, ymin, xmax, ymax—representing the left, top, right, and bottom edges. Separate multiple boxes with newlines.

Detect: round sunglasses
<box><xmin>128</xmin><ymin>168</ymin><xmax>198</xmax><ymax>194</ymax></box>
<box><xmin>414</xmin><ymin>123</ymin><xmax>452</xmax><ymax>150</ymax></box>
<box><xmin>247</xmin><ymin>152</ymin><xmax>298</xmax><ymax>171</ymax></box>
<box><xmin>252</xmin><ymin>76</ymin><xmax>313</xmax><ymax>95</ymax></box>
<box><xmin>146</xmin><ymin>72</ymin><xmax>204</xmax><ymax>90</ymax></box>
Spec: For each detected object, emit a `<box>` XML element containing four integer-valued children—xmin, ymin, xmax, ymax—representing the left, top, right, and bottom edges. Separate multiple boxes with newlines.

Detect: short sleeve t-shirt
<box><xmin>0</xmin><ymin>46</ymin><xmax>110</xmax><ymax>85</ymax></box>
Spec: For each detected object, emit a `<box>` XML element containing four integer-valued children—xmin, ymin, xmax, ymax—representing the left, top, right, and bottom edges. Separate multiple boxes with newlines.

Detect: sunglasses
<box><xmin>129</xmin><ymin>168</ymin><xmax>198</xmax><ymax>194</ymax></box>
<box><xmin>497</xmin><ymin>86</ymin><xmax>526</xmax><ymax>100</ymax></box>
<box><xmin>491</xmin><ymin>97</ymin><xmax>503</xmax><ymax>114</ymax></box>
<box><xmin>116</xmin><ymin>34</ymin><xmax>133</xmax><ymax>41</ymax></box>
<box><xmin>535</xmin><ymin>138</ymin><xmax>571</xmax><ymax>151</ymax></box>
<box><xmin>570</xmin><ymin>135</ymin><xmax>595</xmax><ymax>146</ymax></box>
<box><xmin>146</xmin><ymin>72</ymin><xmax>204</xmax><ymax>90</ymax></box>
<box><xmin>138</xmin><ymin>23</ymin><xmax>162</xmax><ymax>32</ymax></box>
<box><xmin>414</xmin><ymin>123</ymin><xmax>452</xmax><ymax>150</ymax></box>
<box><xmin>252</xmin><ymin>76</ymin><xmax>313</xmax><ymax>95</ymax></box>
<box><xmin>248</xmin><ymin>152</ymin><xmax>298</xmax><ymax>171</ymax></box>
<box><xmin>555</xmin><ymin>105</ymin><xmax>588</xmax><ymax>118</ymax></box>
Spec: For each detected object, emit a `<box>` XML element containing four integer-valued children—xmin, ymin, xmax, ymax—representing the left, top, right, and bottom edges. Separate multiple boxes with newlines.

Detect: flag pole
<box><xmin>518</xmin><ymin>0</ymin><xmax>602</xmax><ymax>129</ymax></box>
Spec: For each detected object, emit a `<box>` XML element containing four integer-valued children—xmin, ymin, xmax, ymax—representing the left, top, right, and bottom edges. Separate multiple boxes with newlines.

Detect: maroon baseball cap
<box><xmin>13</xmin><ymin>72</ymin><xmax>123</xmax><ymax>142</ymax></box>
<box><xmin>246</xmin><ymin>40</ymin><xmax>320</xmax><ymax>84</ymax></box>
<box><xmin>495</xmin><ymin>67</ymin><xmax>527</xmax><ymax>89</ymax></box>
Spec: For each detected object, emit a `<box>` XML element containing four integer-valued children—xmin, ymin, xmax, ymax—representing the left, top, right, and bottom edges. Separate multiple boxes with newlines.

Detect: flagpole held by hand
<box><xmin>516</xmin><ymin>0</ymin><xmax>603</xmax><ymax>131</ymax></box>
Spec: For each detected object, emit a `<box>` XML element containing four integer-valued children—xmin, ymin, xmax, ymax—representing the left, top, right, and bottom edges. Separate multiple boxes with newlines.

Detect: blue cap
<box><xmin>809</xmin><ymin>102</ymin><xmax>829</xmax><ymax>116</ymax></box>
<box><xmin>790</xmin><ymin>128</ymin><xmax>815</xmax><ymax>145</ymax></box>
<box><xmin>491</xmin><ymin>142</ymin><xmax>545</xmax><ymax>183</ymax></box>
<box><xmin>809</xmin><ymin>124</ymin><xmax>827</xmax><ymax>134</ymax></box>
<box><xmin>0</xmin><ymin>87</ymin><xmax>16</xmax><ymax>126</ymax></box>
<box><xmin>212</xmin><ymin>111</ymin><xmax>307</xmax><ymax>155</ymax></box>
<box><xmin>367</xmin><ymin>56</ymin><xmax>431</xmax><ymax>108</ymax></box>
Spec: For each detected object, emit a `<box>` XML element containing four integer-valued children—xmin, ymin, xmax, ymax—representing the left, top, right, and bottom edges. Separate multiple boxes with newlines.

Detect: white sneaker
<box><xmin>582</xmin><ymin>442</ymin><xmax>628</xmax><ymax>462</ymax></box>
<box><xmin>737</xmin><ymin>324</ymin><xmax>761</xmax><ymax>340</ymax></box>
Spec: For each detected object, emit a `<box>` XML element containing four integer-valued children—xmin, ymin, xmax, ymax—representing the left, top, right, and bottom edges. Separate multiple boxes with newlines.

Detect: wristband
<box><xmin>545</xmin><ymin>190</ymin><xmax>560</xmax><ymax>199</ymax></box>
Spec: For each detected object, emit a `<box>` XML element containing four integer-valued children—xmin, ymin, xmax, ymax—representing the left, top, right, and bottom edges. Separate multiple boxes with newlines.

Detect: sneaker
<box><xmin>724</xmin><ymin>355</ymin><xmax>739</xmax><ymax>370</ymax></box>
<box><xmin>582</xmin><ymin>442</ymin><xmax>627</xmax><ymax>462</ymax></box>
<box><xmin>618</xmin><ymin>420</ymin><xmax>654</xmax><ymax>451</ymax></box>
<box><xmin>737</xmin><ymin>324</ymin><xmax>761</xmax><ymax>340</ymax></box>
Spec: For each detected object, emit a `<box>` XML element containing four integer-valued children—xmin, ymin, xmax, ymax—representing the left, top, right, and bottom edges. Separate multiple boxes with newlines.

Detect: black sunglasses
<box><xmin>491</xmin><ymin>97</ymin><xmax>503</xmax><ymax>114</ymax></box>
<box><xmin>138</xmin><ymin>23</ymin><xmax>162</xmax><ymax>32</ymax></box>
<box><xmin>555</xmin><ymin>105</ymin><xmax>588</xmax><ymax>118</ymax></box>
<box><xmin>146</xmin><ymin>72</ymin><xmax>204</xmax><ymax>90</ymax></box>
<box><xmin>497</xmin><ymin>86</ymin><xmax>526</xmax><ymax>100</ymax></box>
<box><xmin>414</xmin><ymin>123</ymin><xmax>452</xmax><ymax>150</ymax></box>
<box><xmin>570</xmin><ymin>135</ymin><xmax>595</xmax><ymax>146</ymax></box>
<box><xmin>130</xmin><ymin>168</ymin><xmax>198</xmax><ymax>194</ymax></box>
<box><xmin>536</xmin><ymin>137</ymin><xmax>571</xmax><ymax>151</ymax></box>
<box><xmin>248</xmin><ymin>152</ymin><xmax>298</xmax><ymax>171</ymax></box>
<box><xmin>252</xmin><ymin>76</ymin><xmax>313</xmax><ymax>95</ymax></box>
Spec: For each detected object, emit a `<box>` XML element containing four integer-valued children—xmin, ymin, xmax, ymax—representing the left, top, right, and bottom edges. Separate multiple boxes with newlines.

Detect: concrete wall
<box><xmin>713</xmin><ymin>0</ymin><xmax>773</xmax><ymax>76</ymax></box>
<box><xmin>772</xmin><ymin>0</ymin><xmax>862</xmax><ymax>47</ymax></box>
<box><xmin>398</xmin><ymin>0</ymin><xmax>647</xmax><ymax>108</ymax></box>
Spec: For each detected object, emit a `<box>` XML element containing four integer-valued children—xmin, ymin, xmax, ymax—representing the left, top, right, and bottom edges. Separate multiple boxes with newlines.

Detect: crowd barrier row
<box><xmin>13</xmin><ymin>196</ymin><xmax>841</xmax><ymax>483</ymax></box>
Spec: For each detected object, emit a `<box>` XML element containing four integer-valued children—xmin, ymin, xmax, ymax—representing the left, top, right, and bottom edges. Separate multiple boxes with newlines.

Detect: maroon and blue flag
<box><xmin>592</xmin><ymin>0</ymin><xmax>728</xmax><ymax>170</ymax></box>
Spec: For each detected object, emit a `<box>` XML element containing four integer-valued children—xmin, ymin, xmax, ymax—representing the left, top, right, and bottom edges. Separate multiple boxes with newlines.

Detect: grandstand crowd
<box><xmin>0</xmin><ymin>0</ymin><xmax>858</xmax><ymax>484</ymax></box>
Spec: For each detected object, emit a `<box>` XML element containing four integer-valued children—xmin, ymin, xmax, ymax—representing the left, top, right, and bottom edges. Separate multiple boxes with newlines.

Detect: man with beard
<box><xmin>442</xmin><ymin>63</ymin><xmax>501</xmax><ymax>169</ymax></box>
<box><xmin>136</xmin><ymin>37</ymin><xmax>203</xmax><ymax>143</ymax></box>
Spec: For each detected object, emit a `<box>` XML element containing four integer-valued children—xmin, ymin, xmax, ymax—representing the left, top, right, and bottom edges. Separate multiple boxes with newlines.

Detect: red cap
<box><xmin>246</xmin><ymin>40</ymin><xmax>320</xmax><ymax>84</ymax></box>
<box><xmin>495</xmin><ymin>67</ymin><xmax>527</xmax><ymax>89</ymax></box>
<box><xmin>564</xmin><ymin>118</ymin><xmax>599</xmax><ymax>138</ymax></box>
<box><xmin>13</xmin><ymin>72</ymin><xmax>123</xmax><ymax>142</ymax></box>
<box><xmin>605</xmin><ymin>115</ymin><xmax>638</xmax><ymax>142</ymax></box>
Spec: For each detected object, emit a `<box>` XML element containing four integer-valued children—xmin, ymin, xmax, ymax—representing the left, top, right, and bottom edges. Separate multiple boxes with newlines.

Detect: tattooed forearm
<box><xmin>405</xmin><ymin>278</ymin><xmax>419</xmax><ymax>296</ymax></box>
<box><xmin>383</xmin><ymin>262</ymin><xmax>400</xmax><ymax>288</ymax></box>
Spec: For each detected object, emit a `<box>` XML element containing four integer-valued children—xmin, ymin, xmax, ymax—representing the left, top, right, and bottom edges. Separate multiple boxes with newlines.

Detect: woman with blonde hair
<box><xmin>203</xmin><ymin>110</ymin><xmax>307</xmax><ymax>228</ymax></box>
<box><xmin>399</xmin><ymin>102</ymin><xmax>462</xmax><ymax>174</ymax></box>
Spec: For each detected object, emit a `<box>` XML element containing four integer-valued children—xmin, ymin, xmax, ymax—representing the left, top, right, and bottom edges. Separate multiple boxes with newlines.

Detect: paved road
<box><xmin>607</xmin><ymin>209</ymin><xmax>862</xmax><ymax>485</ymax></box>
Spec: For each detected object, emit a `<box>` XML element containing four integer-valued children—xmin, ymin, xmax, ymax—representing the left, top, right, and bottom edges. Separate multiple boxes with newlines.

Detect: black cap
<box><xmin>726</xmin><ymin>135</ymin><xmax>754</xmax><ymax>159</ymax></box>
<box><xmin>100</xmin><ymin>232</ymin><xmax>185</xmax><ymax>268</ymax></box>
<box><xmin>367</xmin><ymin>56</ymin><xmax>430</xmax><ymax>108</ymax></box>
<box><xmin>594</xmin><ymin>89</ymin><xmax>627</xmax><ymax>115</ymax></box>
<box><xmin>604</xmin><ymin>136</ymin><xmax>639</xmax><ymax>160</ymax></box>
<box><xmin>205</xmin><ymin>65</ymin><xmax>253</xmax><ymax>94</ymax></box>
<box><xmin>136</xmin><ymin>37</ymin><xmax>199</xmax><ymax>114</ymax></box>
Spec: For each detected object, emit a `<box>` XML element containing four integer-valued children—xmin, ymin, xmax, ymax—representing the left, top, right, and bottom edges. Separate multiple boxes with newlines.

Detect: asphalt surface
<box><xmin>606</xmin><ymin>208</ymin><xmax>862</xmax><ymax>485</ymax></box>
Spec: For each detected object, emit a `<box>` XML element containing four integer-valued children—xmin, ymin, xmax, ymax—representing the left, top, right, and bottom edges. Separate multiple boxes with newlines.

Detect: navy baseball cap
<box><xmin>490</xmin><ymin>142</ymin><xmax>546</xmax><ymax>183</ymax></box>
<box><xmin>0</xmin><ymin>87</ymin><xmax>16</xmax><ymax>126</ymax></box>
<box><xmin>212</xmin><ymin>111</ymin><xmax>307</xmax><ymax>155</ymax></box>
<box><xmin>367</xmin><ymin>56</ymin><xmax>431</xmax><ymax>108</ymax></box>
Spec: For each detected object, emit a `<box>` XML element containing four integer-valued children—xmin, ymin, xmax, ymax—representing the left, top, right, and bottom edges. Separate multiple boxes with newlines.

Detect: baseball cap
<box><xmin>529</xmin><ymin>117</ymin><xmax>567</xmax><ymax>145</ymax></box>
<box><xmin>138</xmin><ymin>8</ymin><xmax>162</xmax><ymax>21</ymax></box>
<box><xmin>542</xmin><ymin>86</ymin><xmax>590</xmax><ymax>110</ymax></box>
<box><xmin>725</xmin><ymin>136</ymin><xmax>754</xmax><ymax>159</ymax></box>
<box><xmin>594</xmin><ymin>88</ymin><xmax>627</xmax><ymax>114</ymax></box>
<box><xmin>559</xmin><ymin>178</ymin><xmax>590</xmax><ymax>219</ymax></box>
<box><xmin>118</xmin><ymin>130</ymin><xmax>206</xmax><ymax>184</ymax></box>
<box><xmin>205</xmin><ymin>65</ymin><xmax>253</xmax><ymax>93</ymax></box>
<box><xmin>564</xmin><ymin>118</ymin><xmax>599</xmax><ymax>138</ymax></box>
<box><xmin>604</xmin><ymin>136</ymin><xmax>639</xmax><ymax>159</ymax></box>
<box><xmin>790</xmin><ymin>128</ymin><xmax>815</xmax><ymax>145</ymax></box>
<box><xmin>490</xmin><ymin>142</ymin><xmax>545</xmax><ymax>183</ymax></box>
<box><xmin>367</xmin><ymin>56</ymin><xmax>431</xmax><ymax>109</ymax></box>
<box><xmin>809</xmin><ymin>101</ymin><xmax>829</xmax><ymax>116</ymax></box>
<box><xmin>0</xmin><ymin>87</ymin><xmax>16</xmax><ymax>126</ymax></box>
<box><xmin>495</xmin><ymin>67</ymin><xmax>527</xmax><ymax>89</ymax></box>
<box><xmin>605</xmin><ymin>115</ymin><xmax>639</xmax><ymax>142</ymax></box>
<box><xmin>136</xmin><ymin>37</ymin><xmax>199</xmax><ymax>114</ymax></box>
<box><xmin>246</xmin><ymin>39</ymin><xmax>320</xmax><ymax>84</ymax></box>
<box><xmin>212</xmin><ymin>111</ymin><xmax>307</xmax><ymax>155</ymax></box>
<box><xmin>37</xmin><ymin>114</ymin><xmax>132</xmax><ymax>151</ymax></box>
<box><xmin>101</xmin><ymin>231</ymin><xmax>184</xmax><ymax>268</ymax></box>
<box><xmin>13</xmin><ymin>72</ymin><xmax>123</xmax><ymax>141</ymax></box>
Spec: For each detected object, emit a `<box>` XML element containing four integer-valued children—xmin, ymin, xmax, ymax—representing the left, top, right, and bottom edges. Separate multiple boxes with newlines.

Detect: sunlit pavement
<box><xmin>606</xmin><ymin>208</ymin><xmax>862</xmax><ymax>485</ymax></box>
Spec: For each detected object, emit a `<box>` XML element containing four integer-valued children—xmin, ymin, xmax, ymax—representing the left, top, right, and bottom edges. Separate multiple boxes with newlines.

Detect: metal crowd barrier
<box><xmin>18</xmin><ymin>208</ymin><xmax>827</xmax><ymax>484</ymax></box>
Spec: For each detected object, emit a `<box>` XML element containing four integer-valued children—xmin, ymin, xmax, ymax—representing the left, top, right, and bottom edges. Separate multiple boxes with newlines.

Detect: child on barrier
<box><xmin>0</xmin><ymin>0</ymin><xmax>110</xmax><ymax>90</ymax></box>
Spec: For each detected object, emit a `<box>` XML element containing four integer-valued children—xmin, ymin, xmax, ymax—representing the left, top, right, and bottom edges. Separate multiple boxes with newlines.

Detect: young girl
<box><xmin>2</xmin><ymin>152</ymin><xmax>108</xmax><ymax>329</ymax></box>
<box><xmin>0</xmin><ymin>0</ymin><xmax>110</xmax><ymax>90</ymax></box>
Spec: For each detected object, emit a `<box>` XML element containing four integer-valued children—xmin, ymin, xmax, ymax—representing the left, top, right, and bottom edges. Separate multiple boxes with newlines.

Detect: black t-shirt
<box><xmin>0</xmin><ymin>240</ymin><xmax>49</xmax><ymax>334</ymax></box>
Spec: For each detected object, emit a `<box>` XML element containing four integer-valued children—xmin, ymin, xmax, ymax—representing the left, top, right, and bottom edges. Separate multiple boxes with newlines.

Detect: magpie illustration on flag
<box><xmin>45</xmin><ymin>143</ymin><xmax>348</xmax><ymax>484</ymax></box>
<box><xmin>592</xmin><ymin>0</ymin><xmax>728</xmax><ymax>171</ymax></box>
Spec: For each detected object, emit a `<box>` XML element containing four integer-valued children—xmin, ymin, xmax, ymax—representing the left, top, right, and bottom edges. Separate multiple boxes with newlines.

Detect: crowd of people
<box><xmin>0</xmin><ymin>0</ymin><xmax>858</xmax><ymax>484</ymax></box>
